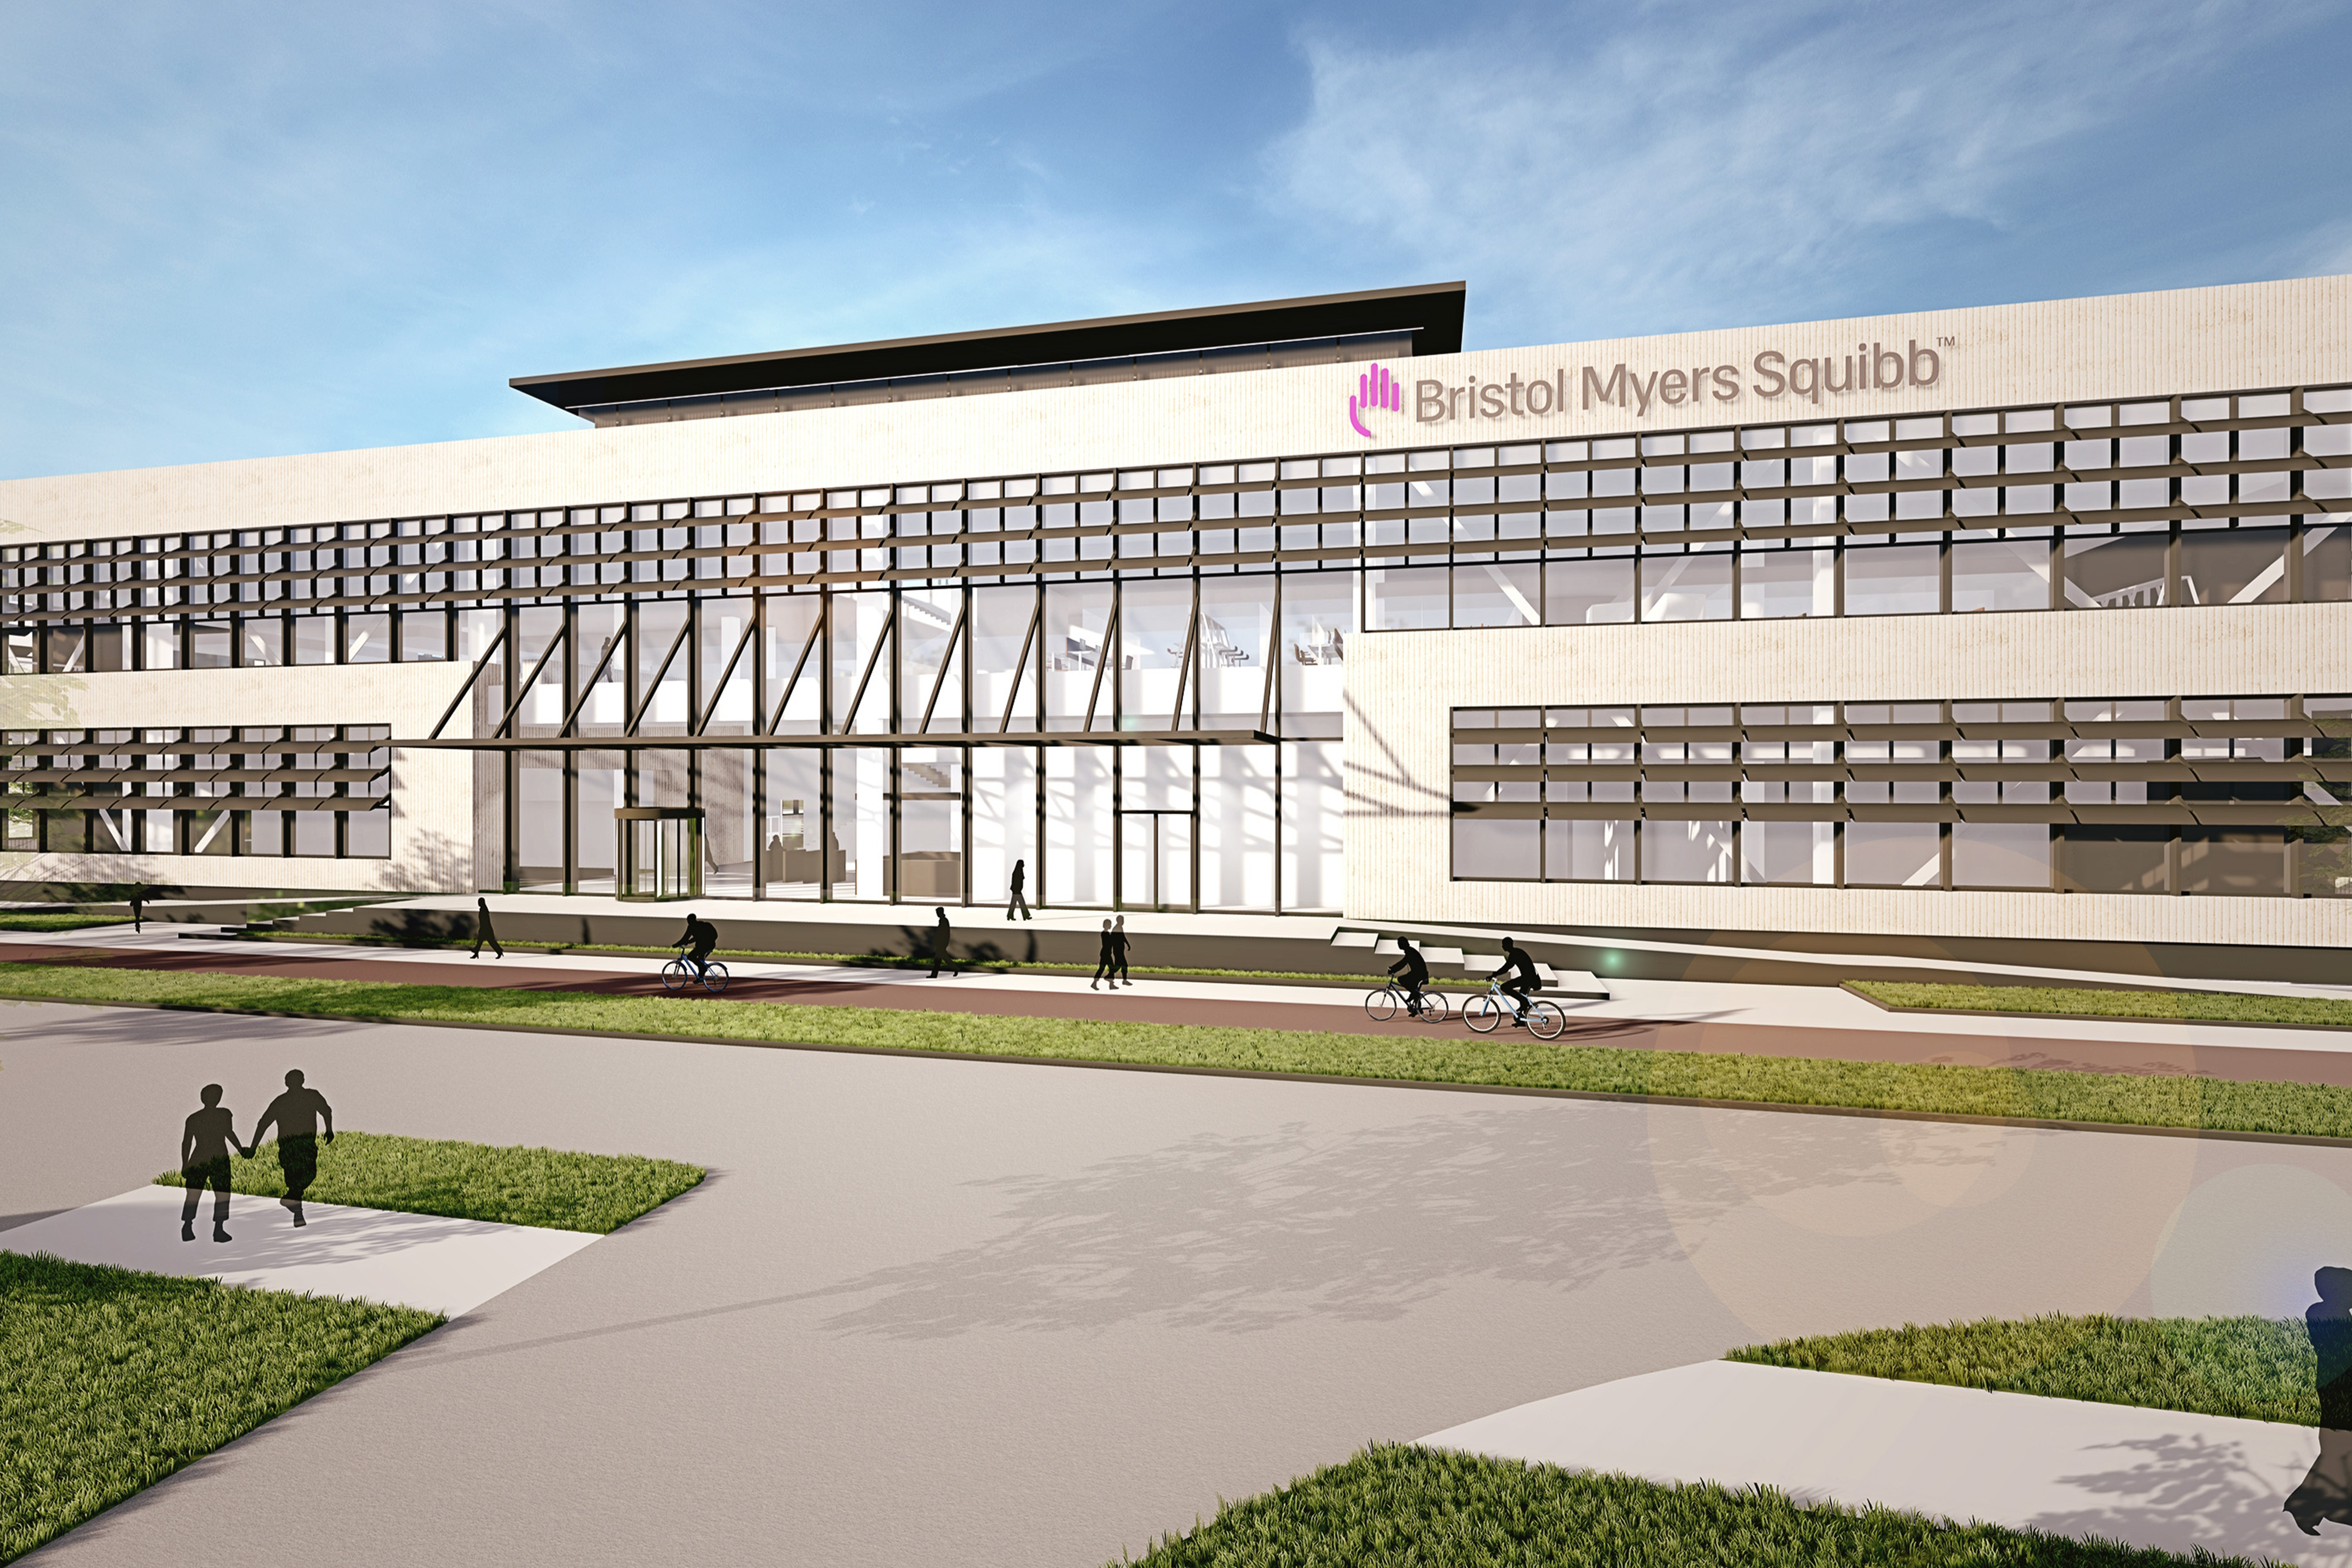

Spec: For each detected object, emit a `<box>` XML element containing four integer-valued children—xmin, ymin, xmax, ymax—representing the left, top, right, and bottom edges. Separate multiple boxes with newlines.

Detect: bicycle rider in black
<box><xmin>1387</xmin><ymin>938</ymin><xmax>1431</xmax><ymax>1017</ymax></box>
<box><xmin>674</xmin><ymin>912</ymin><xmax>719</xmax><ymax>979</ymax></box>
<box><xmin>1489</xmin><ymin>937</ymin><xmax>1542</xmax><ymax>1024</ymax></box>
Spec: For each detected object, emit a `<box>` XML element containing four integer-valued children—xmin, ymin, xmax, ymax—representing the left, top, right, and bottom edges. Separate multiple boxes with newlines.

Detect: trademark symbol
<box><xmin>1938</xmin><ymin>336</ymin><xmax>1957</xmax><ymax>348</ymax></box>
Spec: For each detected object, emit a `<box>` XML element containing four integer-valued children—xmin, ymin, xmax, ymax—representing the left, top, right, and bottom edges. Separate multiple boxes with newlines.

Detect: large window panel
<box><xmin>2303</xmin><ymin>523</ymin><xmax>2352</xmax><ymax>602</ymax></box>
<box><xmin>1043</xmin><ymin>583</ymin><xmax>1114</xmax><ymax>733</ymax></box>
<box><xmin>762</xmin><ymin>595</ymin><xmax>823</xmax><ymax>736</ymax></box>
<box><xmin>1639</xmin><ymin>551</ymin><xmax>1732</xmax><ymax>621</ymax></box>
<box><xmin>1738</xmin><ymin>549</ymin><xmax>1835</xmax><ymax>619</ymax></box>
<box><xmin>703</xmin><ymin>748</ymin><xmax>754</xmax><ymax>897</ymax></box>
<box><xmin>970</xmin><ymin>586</ymin><xmax>1040</xmax><ymax>735</ymax></box>
<box><xmin>2063</xmin><ymin>530</ymin><xmax>2169</xmax><ymax>609</ymax></box>
<box><xmin>1117</xmin><ymin>579</ymin><xmax>1192</xmax><ymax>730</ymax></box>
<box><xmin>826</xmin><ymin>591</ymin><xmax>890</xmax><ymax>735</ymax></box>
<box><xmin>1845</xmin><ymin>822</ymin><xmax>1940</xmax><ymax>886</ymax></box>
<box><xmin>1280</xmin><ymin>740</ymin><xmax>1345</xmax><ymax>911</ymax></box>
<box><xmin>1741</xmin><ymin>820</ymin><xmax>1834</xmax><ymax>884</ymax></box>
<box><xmin>1044</xmin><ymin>745</ymin><xmax>1112</xmax><ymax>904</ymax></box>
<box><xmin>1952</xmin><ymin>539</ymin><xmax>2049</xmax><ymax>613</ymax></box>
<box><xmin>760</xmin><ymin>748</ymin><xmax>827</xmax><ymax>898</ymax></box>
<box><xmin>1365</xmin><ymin>566</ymin><xmax>1448</xmax><ymax>631</ymax></box>
<box><xmin>2177</xmin><ymin>526</ymin><xmax>2288</xmax><ymax>607</ymax></box>
<box><xmin>1454</xmin><ymin>562</ymin><xmax>1542</xmax><ymax>628</ymax></box>
<box><xmin>1199</xmin><ymin>744</ymin><xmax>1277</xmax><ymax>908</ymax></box>
<box><xmin>2178</xmin><ymin>829</ymin><xmax>2288</xmax><ymax>895</ymax></box>
<box><xmin>1952</xmin><ymin>823</ymin><xmax>2050</xmax><ymax>888</ymax></box>
<box><xmin>1543</xmin><ymin>555</ymin><xmax>1635</xmax><ymax>625</ymax></box>
<box><xmin>700</xmin><ymin>598</ymin><xmax>759</xmax><ymax>737</ymax></box>
<box><xmin>968</xmin><ymin>745</ymin><xmax>1034</xmax><ymax>910</ymax></box>
<box><xmin>1544</xmin><ymin>817</ymin><xmax>1632</xmax><ymax>880</ymax></box>
<box><xmin>1279</xmin><ymin>571</ymin><xmax>1353</xmax><ymax>733</ymax></box>
<box><xmin>1453</xmin><ymin>817</ymin><xmax>1538</xmax><ymax>880</ymax></box>
<box><xmin>573</xmin><ymin>604</ymin><xmax>626</xmax><ymax>735</ymax></box>
<box><xmin>1843</xmin><ymin>544</ymin><xmax>1940</xmax><ymax>616</ymax></box>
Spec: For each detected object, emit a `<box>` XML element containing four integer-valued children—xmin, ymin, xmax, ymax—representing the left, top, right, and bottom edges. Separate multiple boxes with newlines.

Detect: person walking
<box><xmin>2290</xmin><ymin>1266</ymin><xmax>2352</xmax><ymax>1532</ymax></box>
<box><xmin>470</xmin><ymin>895</ymin><xmax>504</xmax><ymax>960</ymax></box>
<box><xmin>928</xmin><ymin>906</ymin><xmax>955</xmax><ymax>978</ymax></box>
<box><xmin>1111</xmin><ymin>914</ymin><xmax>1132</xmax><ymax>987</ymax></box>
<box><xmin>250</xmin><ymin>1069</ymin><xmax>335</xmax><ymax>1228</ymax></box>
<box><xmin>127</xmin><ymin>882</ymin><xmax>147</xmax><ymax>934</ymax></box>
<box><xmin>1091</xmin><ymin>919</ymin><xmax>1117</xmax><ymax>990</ymax></box>
<box><xmin>1006</xmin><ymin>858</ymin><xmax>1032</xmax><ymax>920</ymax></box>
<box><xmin>674</xmin><ymin>911</ymin><xmax>719</xmax><ymax>981</ymax></box>
<box><xmin>179</xmin><ymin>1084</ymin><xmax>252</xmax><ymax>1243</ymax></box>
<box><xmin>1388</xmin><ymin>937</ymin><xmax>1431</xmax><ymax>1017</ymax></box>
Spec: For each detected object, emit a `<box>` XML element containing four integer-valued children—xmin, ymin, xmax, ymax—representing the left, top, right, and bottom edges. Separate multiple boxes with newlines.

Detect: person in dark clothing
<box><xmin>251</xmin><ymin>1068</ymin><xmax>335</xmax><ymax>1228</ymax></box>
<box><xmin>180</xmin><ymin>1084</ymin><xmax>251</xmax><ymax>1243</ymax></box>
<box><xmin>1488</xmin><ymin>937</ymin><xmax>1543</xmax><ymax>1025</ymax></box>
<box><xmin>470</xmin><ymin>895</ymin><xmax>504</xmax><ymax>960</ymax></box>
<box><xmin>1007</xmin><ymin>859</ymin><xmax>1032</xmax><ymax>920</ymax></box>
<box><xmin>928</xmin><ymin>907</ymin><xmax>955</xmax><ymax>978</ymax></box>
<box><xmin>1091</xmin><ymin>919</ymin><xmax>1117</xmax><ymax>990</ymax></box>
<box><xmin>674</xmin><ymin>912</ymin><xmax>718</xmax><ymax>979</ymax></box>
<box><xmin>1111</xmin><ymin>915</ymin><xmax>1132</xmax><ymax>987</ymax></box>
<box><xmin>2290</xmin><ymin>1267</ymin><xmax>2352</xmax><ymax>1533</ymax></box>
<box><xmin>128</xmin><ymin>882</ymin><xmax>147</xmax><ymax>934</ymax></box>
<box><xmin>1388</xmin><ymin>938</ymin><xmax>1431</xmax><ymax>1017</ymax></box>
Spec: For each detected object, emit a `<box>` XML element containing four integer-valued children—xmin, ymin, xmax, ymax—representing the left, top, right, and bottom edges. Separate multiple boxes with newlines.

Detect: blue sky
<box><xmin>4</xmin><ymin>0</ymin><xmax>2350</xmax><ymax>480</ymax></box>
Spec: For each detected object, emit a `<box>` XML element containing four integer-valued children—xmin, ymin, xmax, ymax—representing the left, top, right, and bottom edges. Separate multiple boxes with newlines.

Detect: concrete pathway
<box><xmin>1425</xmin><ymin>1359</ymin><xmax>2351</xmax><ymax>1565</ymax></box>
<box><xmin>13</xmin><ymin>999</ymin><xmax>2352</xmax><ymax>1565</ymax></box>
<box><xmin>2</xmin><ymin>1186</ymin><xmax>601</xmax><ymax>1318</ymax></box>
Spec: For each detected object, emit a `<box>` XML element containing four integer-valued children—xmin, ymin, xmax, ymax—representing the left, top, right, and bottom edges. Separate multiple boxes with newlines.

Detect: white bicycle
<box><xmin>1462</xmin><ymin>978</ymin><xmax>1565</xmax><ymax>1039</ymax></box>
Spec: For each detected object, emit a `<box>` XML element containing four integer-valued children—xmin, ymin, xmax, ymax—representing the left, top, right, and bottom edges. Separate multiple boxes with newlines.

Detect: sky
<box><xmin>4</xmin><ymin>0</ymin><xmax>2350</xmax><ymax>480</ymax></box>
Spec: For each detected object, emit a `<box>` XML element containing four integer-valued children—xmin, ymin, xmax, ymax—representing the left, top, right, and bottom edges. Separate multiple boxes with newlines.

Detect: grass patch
<box><xmin>0</xmin><ymin>1251</ymin><xmax>440</xmax><ymax>1563</ymax></box>
<box><xmin>1116</xmin><ymin>1442</ymin><xmax>2236</xmax><ymax>1566</ymax></box>
<box><xmin>1854</xmin><ymin>979</ymin><xmax>2352</xmax><ymax>1030</ymax></box>
<box><xmin>150</xmin><ymin>1131</ymin><xmax>702</xmax><ymax>1234</ymax></box>
<box><xmin>11</xmin><ymin>961</ymin><xmax>2352</xmax><ymax>1141</ymax></box>
<box><xmin>1730</xmin><ymin>1313</ymin><xmax>2317</xmax><ymax>1426</ymax></box>
<box><xmin>252</xmin><ymin>928</ymin><xmax>1465</xmax><ymax>987</ymax></box>
<box><xmin>0</xmin><ymin>912</ymin><xmax>130</xmax><ymax>933</ymax></box>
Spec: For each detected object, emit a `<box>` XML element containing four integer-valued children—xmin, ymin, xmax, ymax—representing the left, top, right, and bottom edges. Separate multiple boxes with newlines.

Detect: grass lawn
<box><xmin>1730</xmin><ymin>1313</ymin><xmax>2317</xmax><ymax>1425</ymax></box>
<box><xmin>0</xmin><ymin>912</ymin><xmax>132</xmax><ymax>933</ymax></box>
<box><xmin>253</xmin><ymin>928</ymin><xmax>1471</xmax><ymax>988</ymax></box>
<box><xmin>1116</xmin><ymin>1442</ymin><xmax>2237</xmax><ymax>1566</ymax></box>
<box><xmin>1854</xmin><ymin>979</ymin><xmax>2352</xmax><ymax>1031</ymax></box>
<box><xmin>150</xmin><ymin>1130</ymin><xmax>703</xmax><ymax>1233</ymax></box>
<box><xmin>0</xmin><ymin>1251</ymin><xmax>440</xmax><ymax>1564</ymax></box>
<box><xmin>10</xmin><ymin>961</ymin><xmax>2352</xmax><ymax>1141</ymax></box>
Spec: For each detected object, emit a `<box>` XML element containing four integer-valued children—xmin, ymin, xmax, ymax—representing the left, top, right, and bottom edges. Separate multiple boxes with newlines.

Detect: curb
<box><xmin>10</xmin><ymin>989</ymin><xmax>2352</xmax><ymax>1152</ymax></box>
<box><xmin>1842</xmin><ymin>981</ymin><xmax>2352</xmax><ymax>1035</ymax></box>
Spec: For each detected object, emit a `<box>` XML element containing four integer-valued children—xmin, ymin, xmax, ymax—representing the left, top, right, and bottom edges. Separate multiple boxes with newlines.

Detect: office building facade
<box><xmin>3</xmin><ymin>277</ymin><xmax>2348</xmax><ymax>954</ymax></box>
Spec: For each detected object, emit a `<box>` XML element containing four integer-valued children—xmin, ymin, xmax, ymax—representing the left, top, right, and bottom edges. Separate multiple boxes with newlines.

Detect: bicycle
<box><xmin>1462</xmin><ymin>979</ymin><xmax>1565</xmax><ymax>1039</ymax></box>
<box><xmin>1363</xmin><ymin>983</ymin><xmax>1452</xmax><ymax>1024</ymax></box>
<box><xmin>660</xmin><ymin>957</ymin><xmax>731</xmax><ymax>995</ymax></box>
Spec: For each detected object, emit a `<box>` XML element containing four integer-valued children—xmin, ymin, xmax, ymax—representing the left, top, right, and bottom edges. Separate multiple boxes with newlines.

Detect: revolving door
<box><xmin>616</xmin><ymin>807</ymin><xmax>704</xmax><ymax>900</ymax></box>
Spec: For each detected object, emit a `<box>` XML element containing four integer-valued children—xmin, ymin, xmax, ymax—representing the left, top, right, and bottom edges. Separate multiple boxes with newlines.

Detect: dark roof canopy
<box><xmin>512</xmin><ymin>282</ymin><xmax>1465</xmax><ymax>416</ymax></box>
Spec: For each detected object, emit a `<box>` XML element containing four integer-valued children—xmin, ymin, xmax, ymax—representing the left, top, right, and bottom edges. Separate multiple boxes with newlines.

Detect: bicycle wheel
<box><xmin>1364</xmin><ymin>987</ymin><xmax>1399</xmax><ymax>1022</ymax></box>
<box><xmin>659</xmin><ymin>959</ymin><xmax>688</xmax><ymax>993</ymax></box>
<box><xmin>1525</xmin><ymin>1000</ymin><xmax>1565</xmax><ymax>1040</ymax></box>
<box><xmin>1464</xmin><ymin>995</ymin><xmax>1502</xmax><ymax>1034</ymax></box>
<box><xmin>701</xmin><ymin>962</ymin><xmax>730</xmax><ymax>995</ymax></box>
<box><xmin>1416</xmin><ymin>991</ymin><xmax>1452</xmax><ymax>1024</ymax></box>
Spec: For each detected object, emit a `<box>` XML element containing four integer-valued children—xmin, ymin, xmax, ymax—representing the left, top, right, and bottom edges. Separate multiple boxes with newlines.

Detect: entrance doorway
<box><xmin>617</xmin><ymin>807</ymin><xmax>704</xmax><ymax>900</ymax></box>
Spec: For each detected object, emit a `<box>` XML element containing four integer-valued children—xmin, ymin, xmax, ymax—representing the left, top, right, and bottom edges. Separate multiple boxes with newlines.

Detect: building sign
<box><xmin>1347</xmin><ymin>337</ymin><xmax>1950</xmax><ymax>437</ymax></box>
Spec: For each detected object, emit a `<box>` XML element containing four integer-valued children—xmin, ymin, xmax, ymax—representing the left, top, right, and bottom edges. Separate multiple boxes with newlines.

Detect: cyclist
<box><xmin>1488</xmin><ymin>937</ymin><xmax>1542</xmax><ymax>1025</ymax></box>
<box><xmin>673</xmin><ymin>911</ymin><xmax>719</xmax><ymax>981</ymax></box>
<box><xmin>1387</xmin><ymin>938</ymin><xmax>1431</xmax><ymax>1018</ymax></box>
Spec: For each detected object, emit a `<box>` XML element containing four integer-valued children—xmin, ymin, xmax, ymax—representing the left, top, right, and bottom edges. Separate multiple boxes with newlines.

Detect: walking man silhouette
<box><xmin>1006</xmin><ymin>858</ymin><xmax>1032</xmax><ymax>920</ymax></box>
<box><xmin>1091</xmin><ymin>919</ymin><xmax>1117</xmax><ymax>990</ymax></box>
<box><xmin>928</xmin><ymin>906</ymin><xmax>954</xmax><ymax>978</ymax></box>
<box><xmin>180</xmin><ymin>1084</ymin><xmax>251</xmax><ymax>1243</ymax></box>
<box><xmin>2290</xmin><ymin>1266</ymin><xmax>2352</xmax><ymax>1532</ymax></box>
<box><xmin>470</xmin><ymin>895</ymin><xmax>504</xmax><ymax>960</ymax></box>
<box><xmin>128</xmin><ymin>882</ymin><xmax>148</xmax><ymax>934</ymax></box>
<box><xmin>1112</xmin><ymin>914</ymin><xmax>1132</xmax><ymax>987</ymax></box>
<box><xmin>250</xmin><ymin>1069</ymin><xmax>335</xmax><ymax>1228</ymax></box>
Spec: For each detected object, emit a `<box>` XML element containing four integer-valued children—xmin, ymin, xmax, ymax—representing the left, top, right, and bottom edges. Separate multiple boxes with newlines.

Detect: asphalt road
<box><xmin>8</xmin><ymin>997</ymin><xmax>2352</xmax><ymax>1566</ymax></box>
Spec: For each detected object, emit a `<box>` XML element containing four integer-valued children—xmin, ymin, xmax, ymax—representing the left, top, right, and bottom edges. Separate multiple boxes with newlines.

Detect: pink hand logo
<box><xmin>1348</xmin><ymin>363</ymin><xmax>1399</xmax><ymax>439</ymax></box>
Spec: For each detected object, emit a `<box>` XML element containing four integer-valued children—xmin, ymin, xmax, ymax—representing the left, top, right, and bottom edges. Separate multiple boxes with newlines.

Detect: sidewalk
<box><xmin>1423</xmin><ymin>1359</ymin><xmax>2352</xmax><ymax>1564</ymax></box>
<box><xmin>2</xmin><ymin>1186</ymin><xmax>600</xmax><ymax>1318</ymax></box>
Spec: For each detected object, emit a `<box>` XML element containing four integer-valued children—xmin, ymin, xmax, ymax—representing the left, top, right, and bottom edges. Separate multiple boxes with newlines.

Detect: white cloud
<box><xmin>1265</xmin><ymin>1</ymin><xmax>2323</xmax><ymax>342</ymax></box>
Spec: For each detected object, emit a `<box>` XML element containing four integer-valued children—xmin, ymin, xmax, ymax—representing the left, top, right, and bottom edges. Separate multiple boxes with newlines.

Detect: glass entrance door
<box><xmin>617</xmin><ymin>807</ymin><xmax>704</xmax><ymax>900</ymax></box>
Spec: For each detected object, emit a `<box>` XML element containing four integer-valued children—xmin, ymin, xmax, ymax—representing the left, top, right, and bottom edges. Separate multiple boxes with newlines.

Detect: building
<box><xmin>3</xmin><ymin>276</ymin><xmax>2349</xmax><ymax>963</ymax></box>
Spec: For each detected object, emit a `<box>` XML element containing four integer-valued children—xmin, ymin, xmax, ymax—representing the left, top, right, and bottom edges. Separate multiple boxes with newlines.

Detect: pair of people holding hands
<box><xmin>179</xmin><ymin>1071</ymin><xmax>334</xmax><ymax>1241</ymax></box>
